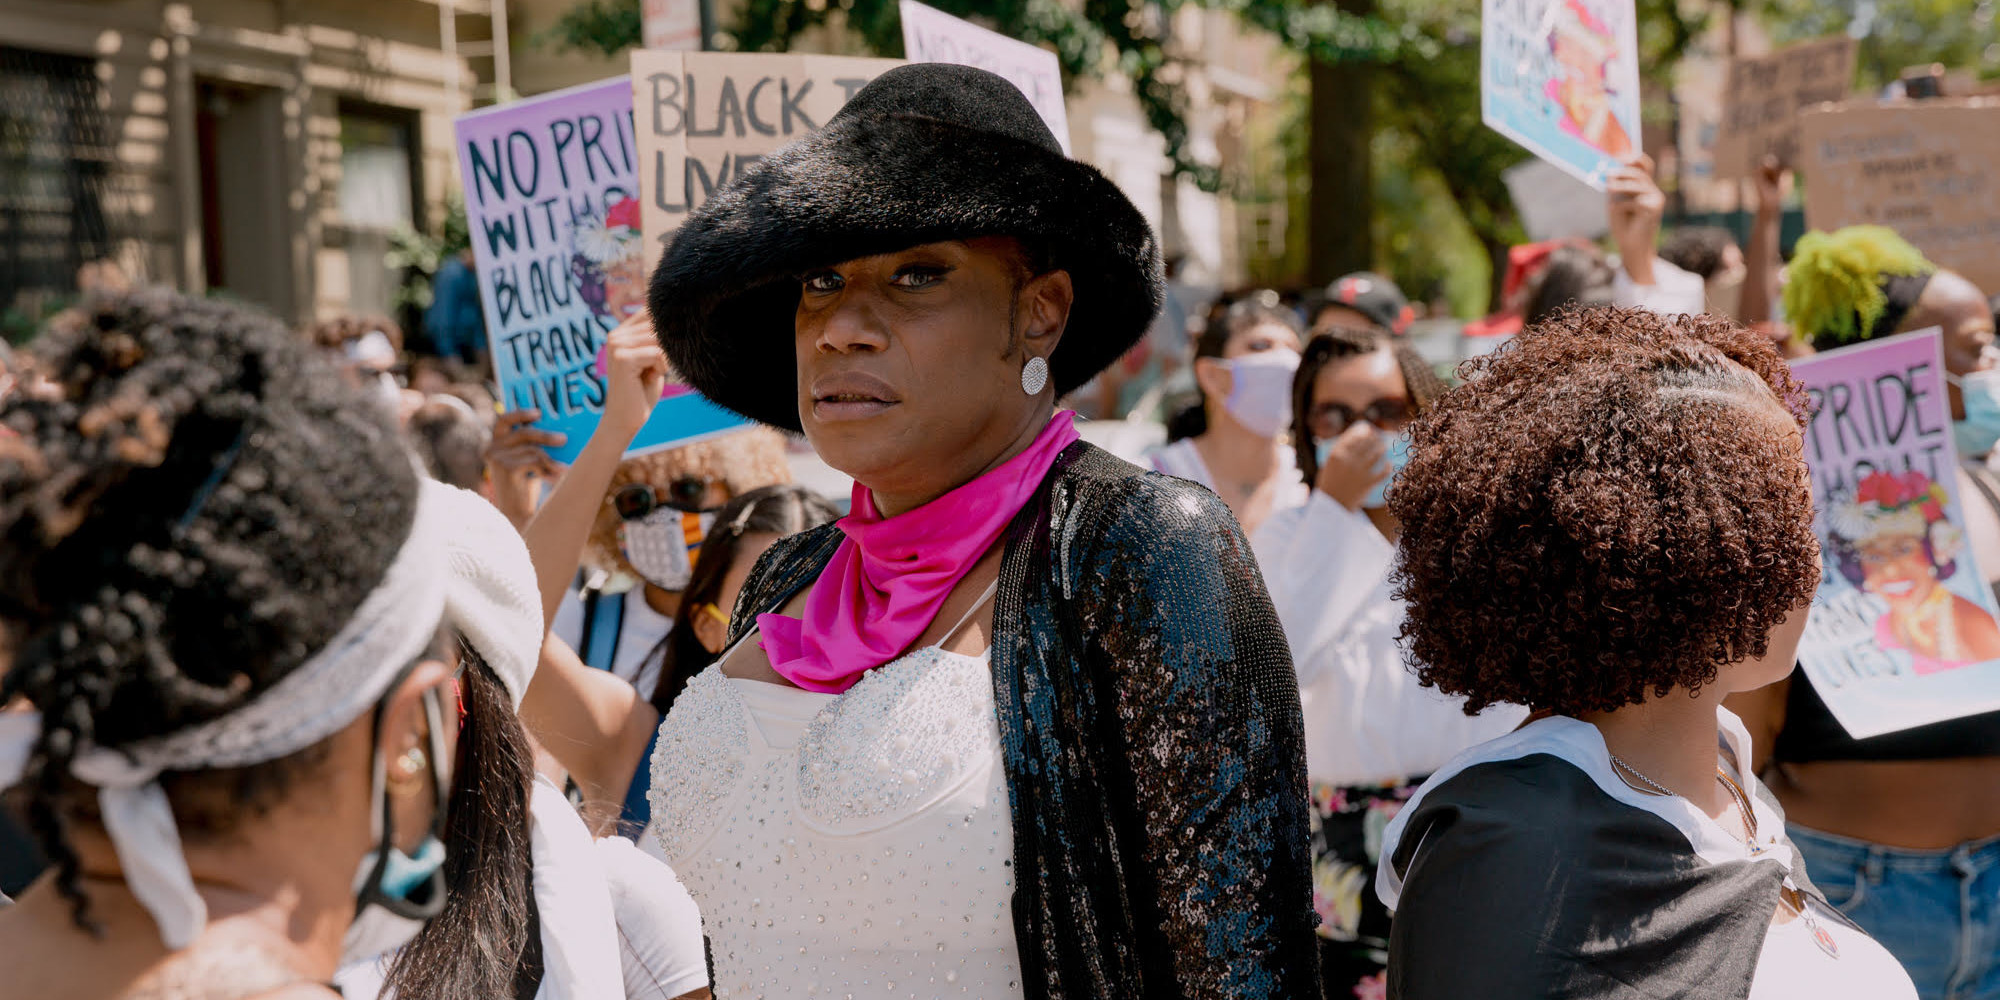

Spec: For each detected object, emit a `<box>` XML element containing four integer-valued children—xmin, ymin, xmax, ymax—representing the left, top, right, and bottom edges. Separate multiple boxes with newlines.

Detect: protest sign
<box><xmin>1503</xmin><ymin>157</ymin><xmax>1609</xmax><ymax>240</ymax></box>
<box><xmin>1480</xmin><ymin>0</ymin><xmax>1641</xmax><ymax>190</ymax></box>
<box><xmin>1799</xmin><ymin>99</ymin><xmax>2000</xmax><ymax>299</ymax></box>
<box><xmin>1790</xmin><ymin>329</ymin><xmax>2000</xmax><ymax>739</ymax></box>
<box><xmin>632</xmin><ymin>51</ymin><xmax>903</xmax><ymax>262</ymax></box>
<box><xmin>455</xmin><ymin>77</ymin><xmax>750</xmax><ymax>464</ymax></box>
<box><xmin>898</xmin><ymin>0</ymin><xmax>1070</xmax><ymax>153</ymax></box>
<box><xmin>1710</xmin><ymin>35</ymin><xmax>1856</xmax><ymax>178</ymax></box>
<box><xmin>643</xmin><ymin>0</ymin><xmax>701</xmax><ymax>51</ymax></box>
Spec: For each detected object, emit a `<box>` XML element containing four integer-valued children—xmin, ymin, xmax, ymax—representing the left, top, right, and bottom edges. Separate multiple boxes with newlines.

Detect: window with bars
<box><xmin>0</xmin><ymin>46</ymin><xmax>114</xmax><ymax>336</ymax></box>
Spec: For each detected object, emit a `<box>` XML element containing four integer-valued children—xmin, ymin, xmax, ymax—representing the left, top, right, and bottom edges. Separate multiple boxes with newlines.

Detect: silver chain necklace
<box><xmin>1607</xmin><ymin>754</ymin><xmax>1677</xmax><ymax>797</ymax></box>
<box><xmin>1610</xmin><ymin>751</ymin><xmax>1840</xmax><ymax>958</ymax></box>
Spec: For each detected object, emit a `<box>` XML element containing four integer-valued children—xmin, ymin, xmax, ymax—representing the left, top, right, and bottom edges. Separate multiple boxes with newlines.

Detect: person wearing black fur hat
<box><xmin>643</xmin><ymin>63</ymin><xmax>1318</xmax><ymax>999</ymax></box>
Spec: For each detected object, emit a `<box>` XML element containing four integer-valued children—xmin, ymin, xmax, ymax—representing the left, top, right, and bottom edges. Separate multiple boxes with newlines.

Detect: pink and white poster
<box><xmin>1481</xmin><ymin>0</ymin><xmax>1641</xmax><ymax>190</ymax></box>
<box><xmin>1791</xmin><ymin>329</ymin><xmax>2000</xmax><ymax>738</ymax></box>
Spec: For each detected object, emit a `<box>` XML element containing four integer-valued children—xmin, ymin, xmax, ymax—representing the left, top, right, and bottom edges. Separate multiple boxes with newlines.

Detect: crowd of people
<box><xmin>1</xmin><ymin>60</ymin><xmax>1998</xmax><ymax>1000</ymax></box>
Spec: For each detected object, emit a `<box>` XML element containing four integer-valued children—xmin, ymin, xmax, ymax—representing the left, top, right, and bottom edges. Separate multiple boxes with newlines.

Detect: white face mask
<box><xmin>1220</xmin><ymin>348</ymin><xmax>1302</xmax><ymax>439</ymax></box>
<box><xmin>617</xmin><ymin>509</ymin><xmax>714</xmax><ymax>592</ymax></box>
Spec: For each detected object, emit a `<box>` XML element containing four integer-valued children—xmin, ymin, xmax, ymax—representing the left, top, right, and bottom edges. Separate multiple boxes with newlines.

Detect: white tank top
<box><xmin>646</xmin><ymin>587</ymin><xmax>1025</xmax><ymax>999</ymax></box>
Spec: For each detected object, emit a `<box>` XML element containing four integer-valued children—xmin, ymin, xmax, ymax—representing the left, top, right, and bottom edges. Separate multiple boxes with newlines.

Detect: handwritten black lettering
<box><xmin>648</xmin><ymin>72</ymin><xmax>686</xmax><ymax>138</ymax></box>
<box><xmin>781</xmin><ymin>78</ymin><xmax>817</xmax><ymax>133</ymax></box>
<box><xmin>506</xmin><ymin>130</ymin><xmax>540</xmax><ymax>199</ymax></box>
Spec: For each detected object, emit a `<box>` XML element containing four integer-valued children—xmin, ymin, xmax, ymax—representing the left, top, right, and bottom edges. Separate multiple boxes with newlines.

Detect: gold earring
<box><xmin>392</xmin><ymin>746</ymin><xmax>427</xmax><ymax>786</ymax></box>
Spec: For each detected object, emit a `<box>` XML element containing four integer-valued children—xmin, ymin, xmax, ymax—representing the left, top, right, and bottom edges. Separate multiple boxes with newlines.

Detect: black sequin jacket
<box><xmin>726</xmin><ymin>441</ymin><xmax>1321</xmax><ymax>999</ymax></box>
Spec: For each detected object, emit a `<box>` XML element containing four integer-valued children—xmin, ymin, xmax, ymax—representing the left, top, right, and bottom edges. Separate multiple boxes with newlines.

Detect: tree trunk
<box><xmin>1482</xmin><ymin>232</ymin><xmax>1512</xmax><ymax>313</ymax></box>
<box><xmin>1306</xmin><ymin>0</ymin><xmax>1376</xmax><ymax>286</ymax></box>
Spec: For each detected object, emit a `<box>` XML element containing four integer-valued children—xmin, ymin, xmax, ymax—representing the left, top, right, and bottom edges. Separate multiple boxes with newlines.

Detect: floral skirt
<box><xmin>1310</xmin><ymin>777</ymin><xmax>1422</xmax><ymax>1000</ymax></box>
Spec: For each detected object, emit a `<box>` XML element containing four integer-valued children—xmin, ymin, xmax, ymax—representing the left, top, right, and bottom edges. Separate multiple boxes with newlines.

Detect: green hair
<box><xmin>1783</xmin><ymin>226</ymin><xmax>1935</xmax><ymax>347</ymax></box>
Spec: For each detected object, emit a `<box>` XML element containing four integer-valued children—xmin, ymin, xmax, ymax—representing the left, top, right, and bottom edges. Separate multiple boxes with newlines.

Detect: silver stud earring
<box><xmin>1021</xmin><ymin>356</ymin><xmax>1050</xmax><ymax>396</ymax></box>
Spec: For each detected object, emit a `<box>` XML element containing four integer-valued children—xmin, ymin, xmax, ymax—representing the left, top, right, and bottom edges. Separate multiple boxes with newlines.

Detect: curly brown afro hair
<box><xmin>1388</xmin><ymin>307</ymin><xmax>1821</xmax><ymax>716</ymax></box>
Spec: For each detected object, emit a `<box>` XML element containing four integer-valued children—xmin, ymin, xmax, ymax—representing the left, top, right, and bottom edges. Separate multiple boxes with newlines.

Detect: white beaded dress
<box><xmin>647</xmin><ymin>592</ymin><xmax>1024</xmax><ymax>1000</ymax></box>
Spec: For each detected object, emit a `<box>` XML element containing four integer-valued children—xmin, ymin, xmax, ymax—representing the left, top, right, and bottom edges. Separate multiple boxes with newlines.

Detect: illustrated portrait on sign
<box><xmin>572</xmin><ymin>191</ymin><xmax>649</xmax><ymax>322</ymax></box>
<box><xmin>1828</xmin><ymin>469</ymin><xmax>2000</xmax><ymax>675</ymax></box>
<box><xmin>1545</xmin><ymin>0</ymin><xmax>1635</xmax><ymax>158</ymax></box>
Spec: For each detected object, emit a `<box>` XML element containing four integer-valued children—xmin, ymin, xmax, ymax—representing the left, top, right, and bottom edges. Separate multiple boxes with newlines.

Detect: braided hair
<box><xmin>0</xmin><ymin>289</ymin><xmax>417</xmax><ymax>929</ymax></box>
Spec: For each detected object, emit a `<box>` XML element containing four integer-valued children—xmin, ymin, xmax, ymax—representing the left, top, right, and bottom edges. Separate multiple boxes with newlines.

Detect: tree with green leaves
<box><xmin>543</xmin><ymin>0</ymin><xmax>1994</xmax><ymax>310</ymax></box>
<box><xmin>545</xmin><ymin>0</ymin><xmax>1431</xmax><ymax>285</ymax></box>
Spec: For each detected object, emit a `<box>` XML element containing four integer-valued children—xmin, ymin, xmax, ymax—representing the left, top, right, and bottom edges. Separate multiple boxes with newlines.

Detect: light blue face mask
<box><xmin>1315</xmin><ymin>429</ymin><xmax>1412</xmax><ymax>508</ymax></box>
<box><xmin>352</xmin><ymin>686</ymin><xmax>451</xmax><ymax>921</ymax></box>
<box><xmin>362</xmin><ymin>834</ymin><xmax>447</xmax><ymax>900</ymax></box>
<box><xmin>1949</xmin><ymin>369</ymin><xmax>2000</xmax><ymax>459</ymax></box>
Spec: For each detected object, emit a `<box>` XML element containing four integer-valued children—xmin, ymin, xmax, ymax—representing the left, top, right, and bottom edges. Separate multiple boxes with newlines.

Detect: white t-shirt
<box><xmin>1614</xmin><ymin>255</ymin><xmax>1709</xmax><ymax>317</ymax></box>
<box><xmin>336</xmin><ymin>782</ymin><xmax>708</xmax><ymax>1000</ymax></box>
<box><xmin>1749</xmin><ymin>895</ymin><xmax>1916</xmax><ymax>1000</ymax></box>
<box><xmin>551</xmin><ymin>586</ymin><xmax>675</xmax><ymax>698</ymax></box>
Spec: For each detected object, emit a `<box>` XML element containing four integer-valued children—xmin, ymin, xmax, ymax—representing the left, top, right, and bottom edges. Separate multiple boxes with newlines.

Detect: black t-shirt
<box><xmin>1773</xmin><ymin>669</ymin><xmax>2000</xmax><ymax>762</ymax></box>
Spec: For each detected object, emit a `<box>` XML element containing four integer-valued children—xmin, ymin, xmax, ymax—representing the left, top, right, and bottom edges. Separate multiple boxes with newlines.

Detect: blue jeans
<box><xmin>1791</xmin><ymin>823</ymin><xmax>2000</xmax><ymax>1000</ymax></box>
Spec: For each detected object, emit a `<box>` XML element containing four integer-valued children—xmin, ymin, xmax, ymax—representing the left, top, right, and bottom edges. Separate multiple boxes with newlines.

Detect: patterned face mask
<box><xmin>618</xmin><ymin>508</ymin><xmax>713</xmax><ymax>592</ymax></box>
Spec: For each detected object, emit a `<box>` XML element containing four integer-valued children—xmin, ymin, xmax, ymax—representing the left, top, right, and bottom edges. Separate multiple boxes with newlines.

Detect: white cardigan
<box><xmin>1252</xmin><ymin>492</ymin><xmax>1525</xmax><ymax>786</ymax></box>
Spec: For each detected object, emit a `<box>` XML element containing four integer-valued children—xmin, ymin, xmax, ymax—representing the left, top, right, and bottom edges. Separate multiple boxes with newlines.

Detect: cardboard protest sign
<box><xmin>1480</xmin><ymin>0</ymin><xmax>1641</xmax><ymax>190</ymax></box>
<box><xmin>898</xmin><ymin>0</ymin><xmax>1070</xmax><ymax>153</ymax></box>
<box><xmin>1710</xmin><ymin>35</ymin><xmax>1856</xmax><ymax>178</ymax></box>
<box><xmin>632</xmin><ymin>51</ymin><xmax>903</xmax><ymax>263</ymax></box>
<box><xmin>1799</xmin><ymin>99</ymin><xmax>2000</xmax><ymax>300</ymax></box>
<box><xmin>455</xmin><ymin>77</ymin><xmax>750</xmax><ymax>464</ymax></box>
<box><xmin>1790</xmin><ymin>329</ymin><xmax>2000</xmax><ymax>739</ymax></box>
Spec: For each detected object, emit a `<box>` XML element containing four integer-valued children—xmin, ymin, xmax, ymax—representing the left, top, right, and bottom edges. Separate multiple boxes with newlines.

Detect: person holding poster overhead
<box><xmin>643</xmin><ymin>63</ymin><xmax>1318</xmax><ymax>999</ymax></box>
<box><xmin>1727</xmin><ymin>225</ymin><xmax>2000</xmax><ymax>1000</ymax></box>
<box><xmin>1376</xmin><ymin>307</ymin><xmax>1916</xmax><ymax>1000</ymax></box>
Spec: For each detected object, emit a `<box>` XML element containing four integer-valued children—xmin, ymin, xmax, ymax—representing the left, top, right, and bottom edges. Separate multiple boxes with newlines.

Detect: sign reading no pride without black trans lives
<box><xmin>454</xmin><ymin>76</ymin><xmax>749</xmax><ymax>464</ymax></box>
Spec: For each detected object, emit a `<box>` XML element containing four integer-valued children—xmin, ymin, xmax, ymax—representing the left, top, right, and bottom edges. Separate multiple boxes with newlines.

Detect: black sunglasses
<box><xmin>613</xmin><ymin>477</ymin><xmax>718</xmax><ymax>520</ymax></box>
<box><xmin>1308</xmin><ymin>398</ymin><xmax>1413</xmax><ymax>439</ymax></box>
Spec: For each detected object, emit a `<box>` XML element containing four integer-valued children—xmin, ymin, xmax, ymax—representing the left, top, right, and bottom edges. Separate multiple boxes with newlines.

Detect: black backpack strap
<box><xmin>578</xmin><ymin>586</ymin><xmax>626</xmax><ymax>673</ymax></box>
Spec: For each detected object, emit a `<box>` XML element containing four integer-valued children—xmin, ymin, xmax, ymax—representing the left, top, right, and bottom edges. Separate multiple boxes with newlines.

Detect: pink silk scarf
<box><xmin>759</xmin><ymin>410</ymin><xmax>1080</xmax><ymax>693</ymax></box>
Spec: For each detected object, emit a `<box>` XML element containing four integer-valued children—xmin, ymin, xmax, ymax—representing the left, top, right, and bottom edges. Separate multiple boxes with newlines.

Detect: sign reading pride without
<box><xmin>455</xmin><ymin>77</ymin><xmax>748</xmax><ymax>464</ymax></box>
<box><xmin>1791</xmin><ymin>329</ymin><xmax>2000</xmax><ymax>739</ymax></box>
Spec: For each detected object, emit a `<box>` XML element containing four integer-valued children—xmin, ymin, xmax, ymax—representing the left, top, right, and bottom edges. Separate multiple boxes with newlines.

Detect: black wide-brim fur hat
<box><xmin>648</xmin><ymin>62</ymin><xmax>1163</xmax><ymax>431</ymax></box>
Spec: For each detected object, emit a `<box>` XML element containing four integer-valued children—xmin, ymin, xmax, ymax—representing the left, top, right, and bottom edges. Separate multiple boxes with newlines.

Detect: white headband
<box><xmin>0</xmin><ymin>478</ymin><xmax>542</xmax><ymax>949</ymax></box>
